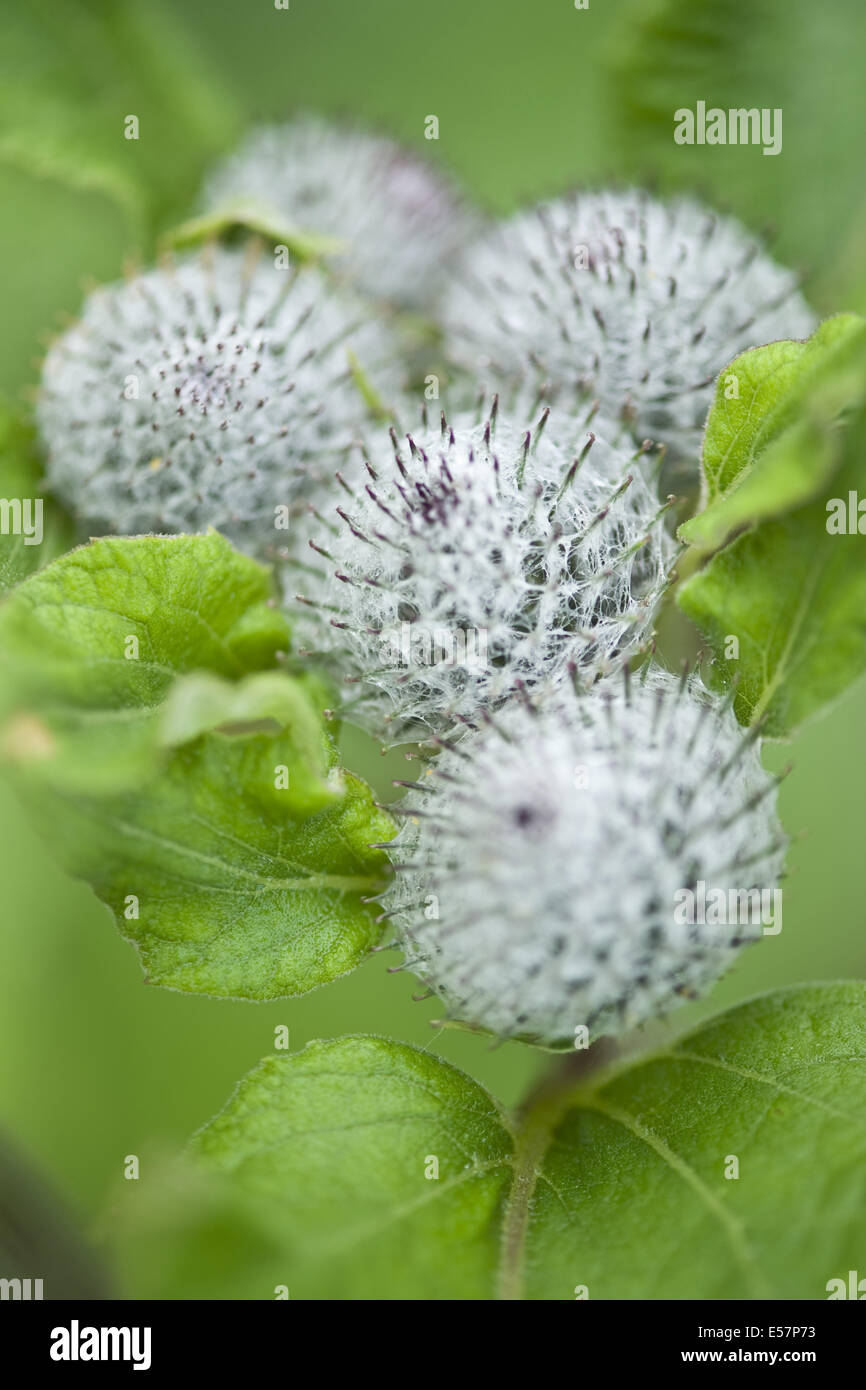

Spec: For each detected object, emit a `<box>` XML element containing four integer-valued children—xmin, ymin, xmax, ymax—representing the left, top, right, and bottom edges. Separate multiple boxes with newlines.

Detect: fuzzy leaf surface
<box><xmin>109</xmin><ymin>986</ymin><xmax>866</xmax><ymax>1298</ymax></box>
<box><xmin>0</xmin><ymin>533</ymin><xmax>393</xmax><ymax>997</ymax></box>
<box><xmin>0</xmin><ymin>404</ymin><xmax>75</xmax><ymax>594</ymax></box>
<box><xmin>678</xmin><ymin>321</ymin><xmax>866</xmax><ymax>734</ymax></box>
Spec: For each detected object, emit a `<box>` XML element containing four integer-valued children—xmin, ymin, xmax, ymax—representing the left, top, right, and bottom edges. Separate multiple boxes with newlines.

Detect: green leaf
<box><xmin>28</xmin><ymin>735</ymin><xmax>392</xmax><ymax>999</ymax></box>
<box><xmin>679</xmin><ymin>471</ymin><xmax>866</xmax><ymax>735</ymax></box>
<box><xmin>0</xmin><ymin>402</ymin><xmax>76</xmax><ymax>594</ymax></box>
<box><xmin>0</xmin><ymin>533</ymin><xmax>393</xmax><ymax>998</ymax></box>
<box><xmin>159</xmin><ymin>670</ymin><xmax>324</xmax><ymax>748</ymax></box>
<box><xmin>523</xmin><ymin>982</ymin><xmax>866</xmax><ymax>1300</ymax></box>
<box><xmin>0</xmin><ymin>532</ymin><xmax>290</xmax><ymax>794</ymax></box>
<box><xmin>163</xmin><ymin>203</ymin><xmax>347</xmax><ymax>264</ymax></box>
<box><xmin>677</xmin><ymin>318</ymin><xmax>866</xmax><ymax>735</ymax></box>
<box><xmin>679</xmin><ymin>316</ymin><xmax>866</xmax><ymax>553</ymax></box>
<box><xmin>109</xmin><ymin>1036</ymin><xmax>513</xmax><ymax>1299</ymax></box>
<box><xmin>108</xmin><ymin>984</ymin><xmax>866</xmax><ymax>1299</ymax></box>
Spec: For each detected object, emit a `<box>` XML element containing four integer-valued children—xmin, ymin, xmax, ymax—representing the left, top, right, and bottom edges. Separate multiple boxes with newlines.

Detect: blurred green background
<box><xmin>1</xmin><ymin>0</ymin><xmax>865</xmax><ymax>1243</ymax></box>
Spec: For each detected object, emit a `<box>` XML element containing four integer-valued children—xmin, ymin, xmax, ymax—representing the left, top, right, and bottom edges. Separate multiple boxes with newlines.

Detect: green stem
<box><xmin>497</xmin><ymin>1040</ymin><xmax>618</xmax><ymax>1301</ymax></box>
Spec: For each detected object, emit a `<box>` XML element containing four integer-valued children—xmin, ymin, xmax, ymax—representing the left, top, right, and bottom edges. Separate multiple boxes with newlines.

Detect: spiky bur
<box><xmin>287</xmin><ymin>394</ymin><xmax>677</xmax><ymax>742</ymax></box>
<box><xmin>380</xmin><ymin>667</ymin><xmax>788</xmax><ymax>1047</ymax></box>
<box><xmin>201</xmin><ymin>115</ymin><xmax>481</xmax><ymax>311</ymax></box>
<box><xmin>37</xmin><ymin>245</ymin><xmax>403</xmax><ymax>556</ymax></box>
<box><xmin>441</xmin><ymin>190</ymin><xmax>817</xmax><ymax>470</ymax></box>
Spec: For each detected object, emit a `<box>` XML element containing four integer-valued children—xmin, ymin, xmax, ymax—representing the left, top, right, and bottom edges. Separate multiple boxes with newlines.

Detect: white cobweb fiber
<box><xmin>201</xmin><ymin>115</ymin><xmax>482</xmax><ymax>310</ymax></box>
<box><xmin>382</xmin><ymin>667</ymin><xmax>787</xmax><ymax>1046</ymax></box>
<box><xmin>37</xmin><ymin>246</ymin><xmax>403</xmax><ymax>556</ymax></box>
<box><xmin>287</xmin><ymin>396</ymin><xmax>676</xmax><ymax>741</ymax></box>
<box><xmin>441</xmin><ymin>190</ymin><xmax>817</xmax><ymax>465</ymax></box>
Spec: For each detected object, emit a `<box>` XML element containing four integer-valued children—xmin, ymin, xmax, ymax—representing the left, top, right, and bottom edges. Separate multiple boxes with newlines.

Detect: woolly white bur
<box><xmin>37</xmin><ymin>246</ymin><xmax>402</xmax><ymax>555</ymax></box>
<box><xmin>378</xmin><ymin>669</ymin><xmax>788</xmax><ymax>1048</ymax></box>
<box><xmin>202</xmin><ymin>115</ymin><xmax>481</xmax><ymax>311</ymax></box>
<box><xmin>288</xmin><ymin>395</ymin><xmax>678</xmax><ymax>741</ymax></box>
<box><xmin>442</xmin><ymin>190</ymin><xmax>817</xmax><ymax>466</ymax></box>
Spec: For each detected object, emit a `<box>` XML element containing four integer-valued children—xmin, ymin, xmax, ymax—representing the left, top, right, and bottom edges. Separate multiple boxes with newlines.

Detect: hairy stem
<box><xmin>497</xmin><ymin>1040</ymin><xmax>618</xmax><ymax>1301</ymax></box>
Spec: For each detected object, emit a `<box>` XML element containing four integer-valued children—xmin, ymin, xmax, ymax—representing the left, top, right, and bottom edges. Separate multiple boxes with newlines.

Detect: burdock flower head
<box><xmin>37</xmin><ymin>245</ymin><xmax>403</xmax><ymax>555</ymax></box>
<box><xmin>381</xmin><ymin>667</ymin><xmax>787</xmax><ymax>1047</ymax></box>
<box><xmin>288</xmin><ymin>392</ymin><xmax>676</xmax><ymax>741</ymax></box>
<box><xmin>442</xmin><ymin>190</ymin><xmax>816</xmax><ymax>467</ymax></box>
<box><xmin>202</xmin><ymin>115</ymin><xmax>481</xmax><ymax>311</ymax></box>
